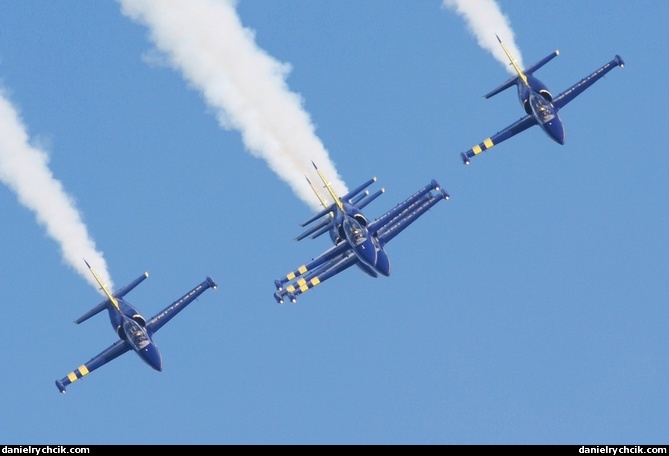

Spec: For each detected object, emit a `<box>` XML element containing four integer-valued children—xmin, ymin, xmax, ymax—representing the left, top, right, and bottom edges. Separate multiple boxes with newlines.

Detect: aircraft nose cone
<box><xmin>547</xmin><ymin>120</ymin><xmax>565</xmax><ymax>145</ymax></box>
<box><xmin>375</xmin><ymin>250</ymin><xmax>391</xmax><ymax>277</ymax></box>
<box><xmin>142</xmin><ymin>344</ymin><xmax>163</xmax><ymax>372</ymax></box>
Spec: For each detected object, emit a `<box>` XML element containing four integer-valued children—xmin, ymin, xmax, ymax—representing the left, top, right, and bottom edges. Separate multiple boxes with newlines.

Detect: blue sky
<box><xmin>0</xmin><ymin>0</ymin><xmax>665</xmax><ymax>445</ymax></box>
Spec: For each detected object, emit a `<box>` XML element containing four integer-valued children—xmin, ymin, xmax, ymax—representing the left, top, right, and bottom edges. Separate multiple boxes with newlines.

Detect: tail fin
<box><xmin>496</xmin><ymin>35</ymin><xmax>528</xmax><ymax>86</ymax></box>
<box><xmin>312</xmin><ymin>161</ymin><xmax>344</xmax><ymax>212</ymax></box>
<box><xmin>298</xmin><ymin>164</ymin><xmax>376</xmax><ymax>230</ymax></box>
<box><xmin>83</xmin><ymin>259</ymin><xmax>120</xmax><ymax>311</ymax></box>
<box><xmin>485</xmin><ymin>36</ymin><xmax>559</xmax><ymax>99</ymax></box>
<box><xmin>75</xmin><ymin>266</ymin><xmax>149</xmax><ymax>324</ymax></box>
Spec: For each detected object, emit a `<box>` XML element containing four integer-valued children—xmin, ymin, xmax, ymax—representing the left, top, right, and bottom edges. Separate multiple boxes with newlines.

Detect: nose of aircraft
<box><xmin>141</xmin><ymin>344</ymin><xmax>163</xmax><ymax>372</ymax></box>
<box><xmin>375</xmin><ymin>250</ymin><xmax>391</xmax><ymax>277</ymax></box>
<box><xmin>546</xmin><ymin>119</ymin><xmax>566</xmax><ymax>145</ymax></box>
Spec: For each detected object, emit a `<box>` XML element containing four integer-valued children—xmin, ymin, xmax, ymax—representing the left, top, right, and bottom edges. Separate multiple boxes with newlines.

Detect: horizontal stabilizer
<box><xmin>74</xmin><ymin>300</ymin><xmax>108</xmax><ymax>325</ymax></box>
<box><xmin>308</xmin><ymin>223</ymin><xmax>333</xmax><ymax>240</ymax></box>
<box><xmin>484</xmin><ymin>75</ymin><xmax>518</xmax><ymax>99</ymax></box>
<box><xmin>296</xmin><ymin>218</ymin><xmax>332</xmax><ymax>241</ymax></box>
<box><xmin>300</xmin><ymin>204</ymin><xmax>334</xmax><ymax>228</ymax></box>
<box><xmin>341</xmin><ymin>177</ymin><xmax>377</xmax><ymax>203</ymax></box>
<box><xmin>350</xmin><ymin>190</ymin><xmax>369</xmax><ymax>206</ymax></box>
<box><xmin>524</xmin><ymin>50</ymin><xmax>559</xmax><ymax>76</ymax></box>
<box><xmin>356</xmin><ymin>188</ymin><xmax>384</xmax><ymax>210</ymax></box>
<box><xmin>485</xmin><ymin>50</ymin><xmax>559</xmax><ymax>99</ymax></box>
<box><xmin>114</xmin><ymin>272</ymin><xmax>149</xmax><ymax>299</ymax></box>
<box><xmin>75</xmin><ymin>272</ymin><xmax>149</xmax><ymax>324</ymax></box>
<box><xmin>300</xmin><ymin>176</ymin><xmax>377</xmax><ymax>227</ymax></box>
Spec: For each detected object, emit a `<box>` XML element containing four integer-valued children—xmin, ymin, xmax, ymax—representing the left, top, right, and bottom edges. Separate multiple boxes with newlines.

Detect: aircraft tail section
<box><xmin>74</xmin><ymin>272</ymin><xmax>149</xmax><ymax>325</ymax></box>
<box><xmin>74</xmin><ymin>300</ymin><xmax>109</xmax><ymax>325</ymax></box>
<box><xmin>341</xmin><ymin>176</ymin><xmax>377</xmax><ymax>204</ymax></box>
<box><xmin>356</xmin><ymin>189</ymin><xmax>385</xmax><ymax>210</ymax></box>
<box><xmin>524</xmin><ymin>50</ymin><xmax>559</xmax><ymax>76</ymax></box>
<box><xmin>114</xmin><ymin>272</ymin><xmax>149</xmax><ymax>299</ymax></box>
<box><xmin>485</xmin><ymin>37</ymin><xmax>559</xmax><ymax>99</ymax></box>
<box><xmin>484</xmin><ymin>75</ymin><xmax>519</xmax><ymax>99</ymax></box>
<box><xmin>296</xmin><ymin>218</ymin><xmax>332</xmax><ymax>241</ymax></box>
<box><xmin>300</xmin><ymin>170</ymin><xmax>376</xmax><ymax>228</ymax></box>
<box><xmin>296</xmin><ymin>186</ymin><xmax>384</xmax><ymax>242</ymax></box>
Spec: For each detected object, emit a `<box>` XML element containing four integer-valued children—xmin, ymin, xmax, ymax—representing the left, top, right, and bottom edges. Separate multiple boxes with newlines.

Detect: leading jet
<box><xmin>460</xmin><ymin>35</ymin><xmax>624</xmax><ymax>165</ymax></box>
<box><xmin>55</xmin><ymin>260</ymin><xmax>217</xmax><ymax>393</ymax></box>
<box><xmin>273</xmin><ymin>162</ymin><xmax>449</xmax><ymax>304</ymax></box>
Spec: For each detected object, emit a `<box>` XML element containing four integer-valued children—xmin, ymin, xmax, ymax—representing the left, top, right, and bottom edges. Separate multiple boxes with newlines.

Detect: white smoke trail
<box><xmin>442</xmin><ymin>0</ymin><xmax>524</xmax><ymax>73</ymax></box>
<box><xmin>0</xmin><ymin>88</ymin><xmax>114</xmax><ymax>292</ymax></box>
<box><xmin>118</xmin><ymin>0</ymin><xmax>347</xmax><ymax>210</ymax></box>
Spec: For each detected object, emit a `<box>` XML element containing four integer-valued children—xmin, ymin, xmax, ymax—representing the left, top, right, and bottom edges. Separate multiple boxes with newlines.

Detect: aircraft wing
<box><xmin>460</xmin><ymin>114</ymin><xmax>537</xmax><ymax>164</ymax></box>
<box><xmin>377</xmin><ymin>188</ymin><xmax>448</xmax><ymax>245</ymax></box>
<box><xmin>553</xmin><ymin>55</ymin><xmax>624</xmax><ymax>110</ymax></box>
<box><xmin>274</xmin><ymin>241</ymin><xmax>352</xmax><ymax>296</ymax></box>
<box><xmin>368</xmin><ymin>179</ymin><xmax>448</xmax><ymax>244</ymax></box>
<box><xmin>55</xmin><ymin>339</ymin><xmax>131</xmax><ymax>393</ymax></box>
<box><xmin>274</xmin><ymin>251</ymin><xmax>358</xmax><ymax>303</ymax></box>
<box><xmin>367</xmin><ymin>179</ymin><xmax>449</xmax><ymax>236</ymax></box>
<box><xmin>146</xmin><ymin>276</ymin><xmax>217</xmax><ymax>334</ymax></box>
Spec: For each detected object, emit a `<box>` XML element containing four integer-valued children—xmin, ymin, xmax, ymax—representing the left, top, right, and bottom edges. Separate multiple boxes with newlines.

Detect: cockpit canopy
<box><xmin>337</xmin><ymin>209</ymin><xmax>368</xmax><ymax>243</ymax></box>
<box><xmin>343</xmin><ymin>217</ymin><xmax>367</xmax><ymax>246</ymax></box>
<box><xmin>122</xmin><ymin>318</ymin><xmax>151</xmax><ymax>350</ymax></box>
<box><xmin>529</xmin><ymin>93</ymin><xmax>555</xmax><ymax>124</ymax></box>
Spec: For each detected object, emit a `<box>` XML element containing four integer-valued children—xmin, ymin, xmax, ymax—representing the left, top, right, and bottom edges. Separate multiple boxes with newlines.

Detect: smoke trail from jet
<box><xmin>442</xmin><ymin>0</ymin><xmax>524</xmax><ymax>73</ymax></box>
<box><xmin>118</xmin><ymin>0</ymin><xmax>347</xmax><ymax>210</ymax></box>
<box><xmin>0</xmin><ymin>88</ymin><xmax>114</xmax><ymax>292</ymax></box>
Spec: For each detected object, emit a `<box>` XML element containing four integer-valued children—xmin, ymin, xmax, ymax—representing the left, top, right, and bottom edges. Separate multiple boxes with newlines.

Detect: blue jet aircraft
<box><xmin>55</xmin><ymin>260</ymin><xmax>217</xmax><ymax>393</ymax></box>
<box><xmin>460</xmin><ymin>35</ymin><xmax>624</xmax><ymax>165</ymax></box>
<box><xmin>273</xmin><ymin>162</ymin><xmax>449</xmax><ymax>304</ymax></box>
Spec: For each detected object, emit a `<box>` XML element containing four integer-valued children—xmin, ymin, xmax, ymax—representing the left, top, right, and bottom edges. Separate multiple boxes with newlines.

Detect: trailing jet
<box><xmin>55</xmin><ymin>260</ymin><xmax>217</xmax><ymax>393</ymax></box>
<box><xmin>273</xmin><ymin>162</ymin><xmax>449</xmax><ymax>304</ymax></box>
<box><xmin>460</xmin><ymin>35</ymin><xmax>624</xmax><ymax>165</ymax></box>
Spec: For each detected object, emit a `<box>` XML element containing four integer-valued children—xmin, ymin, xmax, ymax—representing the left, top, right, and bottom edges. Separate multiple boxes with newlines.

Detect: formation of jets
<box><xmin>52</xmin><ymin>36</ymin><xmax>624</xmax><ymax>393</ymax></box>
<box><xmin>274</xmin><ymin>162</ymin><xmax>449</xmax><ymax>304</ymax></box>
